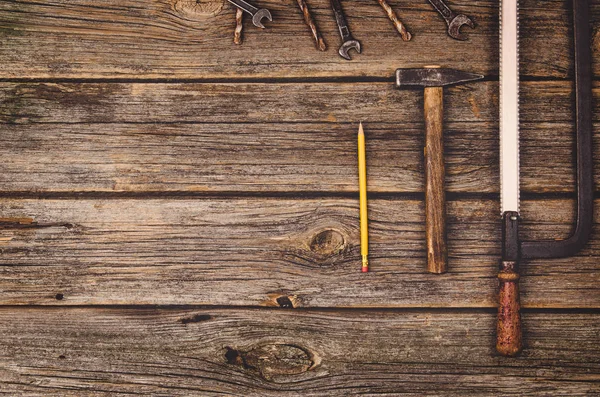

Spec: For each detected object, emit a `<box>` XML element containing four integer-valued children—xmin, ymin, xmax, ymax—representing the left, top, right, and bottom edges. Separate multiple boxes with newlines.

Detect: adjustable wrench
<box><xmin>330</xmin><ymin>0</ymin><xmax>361</xmax><ymax>60</ymax></box>
<box><xmin>427</xmin><ymin>0</ymin><xmax>474</xmax><ymax>40</ymax></box>
<box><xmin>227</xmin><ymin>0</ymin><xmax>272</xmax><ymax>29</ymax></box>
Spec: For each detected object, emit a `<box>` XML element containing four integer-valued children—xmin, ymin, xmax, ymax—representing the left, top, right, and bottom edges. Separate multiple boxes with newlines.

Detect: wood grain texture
<box><xmin>2</xmin><ymin>81</ymin><xmax>595</xmax><ymax>124</ymax></box>
<box><xmin>0</xmin><ymin>0</ymin><xmax>597</xmax><ymax>392</ymax></box>
<box><xmin>0</xmin><ymin>80</ymin><xmax>490</xmax><ymax>124</ymax></box>
<box><xmin>0</xmin><ymin>307</ymin><xmax>598</xmax><ymax>396</ymax></box>
<box><xmin>1</xmin><ymin>81</ymin><xmax>598</xmax><ymax>194</ymax></box>
<box><xmin>424</xmin><ymin>86</ymin><xmax>447</xmax><ymax>274</ymax></box>
<box><xmin>0</xmin><ymin>0</ymin><xmax>598</xmax><ymax>79</ymax></box>
<box><xmin>0</xmin><ymin>197</ymin><xmax>599</xmax><ymax>307</ymax></box>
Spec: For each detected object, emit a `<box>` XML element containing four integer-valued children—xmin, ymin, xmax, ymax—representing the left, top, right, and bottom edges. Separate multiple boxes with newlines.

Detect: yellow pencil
<box><xmin>358</xmin><ymin>122</ymin><xmax>369</xmax><ymax>272</ymax></box>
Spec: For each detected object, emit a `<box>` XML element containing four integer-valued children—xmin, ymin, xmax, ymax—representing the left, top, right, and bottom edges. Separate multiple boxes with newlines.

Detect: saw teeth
<box><xmin>515</xmin><ymin>0</ymin><xmax>520</xmax><ymax>214</ymax></box>
<box><xmin>499</xmin><ymin>0</ymin><xmax>520</xmax><ymax>214</ymax></box>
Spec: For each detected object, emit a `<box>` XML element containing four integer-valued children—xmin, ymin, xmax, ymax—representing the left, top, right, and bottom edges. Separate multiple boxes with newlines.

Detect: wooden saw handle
<box><xmin>424</xmin><ymin>86</ymin><xmax>448</xmax><ymax>274</ymax></box>
<box><xmin>496</xmin><ymin>261</ymin><xmax>523</xmax><ymax>356</ymax></box>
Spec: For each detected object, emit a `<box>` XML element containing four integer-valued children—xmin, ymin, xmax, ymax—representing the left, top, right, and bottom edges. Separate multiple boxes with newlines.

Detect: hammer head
<box><xmin>396</xmin><ymin>68</ymin><xmax>483</xmax><ymax>88</ymax></box>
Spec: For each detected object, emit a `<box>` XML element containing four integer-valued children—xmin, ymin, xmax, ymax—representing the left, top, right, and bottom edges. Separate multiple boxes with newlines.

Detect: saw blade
<box><xmin>500</xmin><ymin>0</ymin><xmax>520</xmax><ymax>214</ymax></box>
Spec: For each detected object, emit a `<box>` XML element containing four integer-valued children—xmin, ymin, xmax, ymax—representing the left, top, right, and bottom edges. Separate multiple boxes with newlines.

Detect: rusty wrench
<box><xmin>427</xmin><ymin>0</ymin><xmax>474</xmax><ymax>40</ymax></box>
<box><xmin>330</xmin><ymin>0</ymin><xmax>361</xmax><ymax>60</ymax></box>
<box><xmin>227</xmin><ymin>0</ymin><xmax>272</xmax><ymax>29</ymax></box>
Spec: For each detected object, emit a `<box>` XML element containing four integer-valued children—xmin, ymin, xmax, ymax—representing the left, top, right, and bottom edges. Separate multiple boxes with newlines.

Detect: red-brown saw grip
<box><xmin>496</xmin><ymin>261</ymin><xmax>522</xmax><ymax>356</ymax></box>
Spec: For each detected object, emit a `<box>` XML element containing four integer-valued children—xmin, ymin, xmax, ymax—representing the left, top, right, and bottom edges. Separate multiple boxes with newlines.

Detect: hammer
<box><xmin>396</xmin><ymin>67</ymin><xmax>483</xmax><ymax>274</ymax></box>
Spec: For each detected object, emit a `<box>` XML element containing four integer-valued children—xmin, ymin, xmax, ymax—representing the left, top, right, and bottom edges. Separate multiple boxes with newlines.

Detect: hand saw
<box><xmin>497</xmin><ymin>0</ymin><xmax>593</xmax><ymax>356</ymax></box>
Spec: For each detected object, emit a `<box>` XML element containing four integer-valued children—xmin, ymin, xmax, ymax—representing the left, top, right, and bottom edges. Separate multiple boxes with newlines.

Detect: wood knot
<box><xmin>276</xmin><ymin>296</ymin><xmax>294</xmax><ymax>308</ymax></box>
<box><xmin>309</xmin><ymin>229</ymin><xmax>346</xmax><ymax>258</ymax></box>
<box><xmin>225</xmin><ymin>344</ymin><xmax>314</xmax><ymax>382</ymax></box>
<box><xmin>179</xmin><ymin>314</ymin><xmax>212</xmax><ymax>324</ymax></box>
<box><xmin>173</xmin><ymin>0</ymin><xmax>223</xmax><ymax>19</ymax></box>
<box><xmin>261</xmin><ymin>293</ymin><xmax>303</xmax><ymax>308</ymax></box>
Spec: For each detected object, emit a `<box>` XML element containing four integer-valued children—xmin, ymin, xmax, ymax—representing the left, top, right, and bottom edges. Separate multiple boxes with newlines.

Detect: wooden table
<box><xmin>1</xmin><ymin>0</ymin><xmax>599</xmax><ymax>394</ymax></box>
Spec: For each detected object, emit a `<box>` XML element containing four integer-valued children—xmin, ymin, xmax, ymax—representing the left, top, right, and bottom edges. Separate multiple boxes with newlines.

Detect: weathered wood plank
<box><xmin>2</xmin><ymin>81</ymin><xmax>595</xmax><ymax>124</ymax></box>
<box><xmin>0</xmin><ymin>0</ymin><xmax>597</xmax><ymax>79</ymax></box>
<box><xmin>1</xmin><ymin>121</ymin><xmax>597</xmax><ymax>194</ymax></box>
<box><xmin>0</xmin><ymin>307</ymin><xmax>598</xmax><ymax>396</ymax></box>
<box><xmin>0</xmin><ymin>197</ymin><xmax>598</xmax><ymax>307</ymax></box>
<box><xmin>1</xmin><ymin>81</ymin><xmax>598</xmax><ymax>194</ymax></box>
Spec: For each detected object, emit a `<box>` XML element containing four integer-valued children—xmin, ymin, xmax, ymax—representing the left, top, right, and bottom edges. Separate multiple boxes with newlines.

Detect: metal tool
<box><xmin>296</xmin><ymin>0</ymin><xmax>327</xmax><ymax>51</ymax></box>
<box><xmin>234</xmin><ymin>8</ymin><xmax>244</xmax><ymax>44</ymax></box>
<box><xmin>227</xmin><ymin>0</ymin><xmax>272</xmax><ymax>29</ymax></box>
<box><xmin>427</xmin><ymin>0</ymin><xmax>474</xmax><ymax>40</ymax></box>
<box><xmin>376</xmin><ymin>0</ymin><xmax>412</xmax><ymax>41</ymax></box>
<box><xmin>396</xmin><ymin>67</ymin><xmax>483</xmax><ymax>274</ymax></box>
<box><xmin>330</xmin><ymin>0</ymin><xmax>361</xmax><ymax>60</ymax></box>
<box><xmin>497</xmin><ymin>0</ymin><xmax>593</xmax><ymax>357</ymax></box>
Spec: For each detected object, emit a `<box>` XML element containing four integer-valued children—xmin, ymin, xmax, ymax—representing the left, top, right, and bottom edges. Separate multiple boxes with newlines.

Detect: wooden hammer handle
<box><xmin>497</xmin><ymin>261</ymin><xmax>523</xmax><ymax>356</ymax></box>
<box><xmin>424</xmin><ymin>86</ymin><xmax>448</xmax><ymax>274</ymax></box>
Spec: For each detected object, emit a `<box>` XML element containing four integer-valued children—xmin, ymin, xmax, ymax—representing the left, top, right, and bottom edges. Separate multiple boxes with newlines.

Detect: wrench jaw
<box><xmin>338</xmin><ymin>40</ymin><xmax>361</xmax><ymax>60</ymax></box>
<box><xmin>448</xmin><ymin>14</ymin><xmax>475</xmax><ymax>40</ymax></box>
<box><xmin>252</xmin><ymin>9</ymin><xmax>273</xmax><ymax>28</ymax></box>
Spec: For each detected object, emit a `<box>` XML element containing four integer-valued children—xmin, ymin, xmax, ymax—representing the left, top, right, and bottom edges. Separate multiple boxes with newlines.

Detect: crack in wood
<box><xmin>179</xmin><ymin>314</ymin><xmax>213</xmax><ymax>324</ymax></box>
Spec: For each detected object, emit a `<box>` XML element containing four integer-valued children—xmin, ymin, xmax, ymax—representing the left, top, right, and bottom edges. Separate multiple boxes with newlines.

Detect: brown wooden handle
<box><xmin>496</xmin><ymin>262</ymin><xmax>523</xmax><ymax>356</ymax></box>
<box><xmin>424</xmin><ymin>86</ymin><xmax>448</xmax><ymax>274</ymax></box>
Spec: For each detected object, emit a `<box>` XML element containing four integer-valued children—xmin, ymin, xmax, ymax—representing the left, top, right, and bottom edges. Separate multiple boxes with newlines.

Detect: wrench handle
<box><xmin>330</xmin><ymin>0</ymin><xmax>352</xmax><ymax>40</ymax></box>
<box><xmin>497</xmin><ymin>261</ymin><xmax>523</xmax><ymax>356</ymax></box>
<box><xmin>227</xmin><ymin>0</ymin><xmax>258</xmax><ymax>15</ymax></box>
<box><xmin>424</xmin><ymin>86</ymin><xmax>448</xmax><ymax>274</ymax></box>
<box><xmin>427</xmin><ymin>0</ymin><xmax>454</xmax><ymax>25</ymax></box>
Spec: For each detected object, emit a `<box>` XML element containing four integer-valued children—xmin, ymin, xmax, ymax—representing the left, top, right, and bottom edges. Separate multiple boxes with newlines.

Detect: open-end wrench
<box><xmin>227</xmin><ymin>0</ymin><xmax>272</xmax><ymax>29</ymax></box>
<box><xmin>427</xmin><ymin>0</ymin><xmax>474</xmax><ymax>40</ymax></box>
<box><xmin>330</xmin><ymin>0</ymin><xmax>361</xmax><ymax>60</ymax></box>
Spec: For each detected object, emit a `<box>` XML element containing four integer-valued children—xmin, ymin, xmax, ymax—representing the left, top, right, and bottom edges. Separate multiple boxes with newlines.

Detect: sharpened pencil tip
<box><xmin>358</xmin><ymin>122</ymin><xmax>364</xmax><ymax>135</ymax></box>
